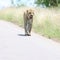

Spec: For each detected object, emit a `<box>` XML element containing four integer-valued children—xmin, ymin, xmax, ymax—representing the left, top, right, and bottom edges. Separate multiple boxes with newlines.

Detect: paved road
<box><xmin>0</xmin><ymin>20</ymin><xmax>60</xmax><ymax>60</ymax></box>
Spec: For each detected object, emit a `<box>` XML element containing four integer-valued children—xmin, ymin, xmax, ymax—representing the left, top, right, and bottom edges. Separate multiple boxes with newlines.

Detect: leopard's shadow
<box><xmin>18</xmin><ymin>34</ymin><xmax>31</xmax><ymax>36</ymax></box>
<box><xmin>18</xmin><ymin>34</ymin><xmax>26</xmax><ymax>36</ymax></box>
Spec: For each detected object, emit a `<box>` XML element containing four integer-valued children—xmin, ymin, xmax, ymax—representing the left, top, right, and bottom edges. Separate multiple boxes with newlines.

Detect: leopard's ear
<box><xmin>26</xmin><ymin>10</ymin><xmax>28</xmax><ymax>13</ymax></box>
<box><xmin>33</xmin><ymin>12</ymin><xmax>34</xmax><ymax>15</ymax></box>
<box><xmin>32</xmin><ymin>10</ymin><xmax>34</xmax><ymax>15</ymax></box>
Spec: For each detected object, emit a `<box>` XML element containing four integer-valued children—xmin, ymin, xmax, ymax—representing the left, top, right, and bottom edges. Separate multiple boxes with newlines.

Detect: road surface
<box><xmin>0</xmin><ymin>20</ymin><xmax>60</xmax><ymax>60</ymax></box>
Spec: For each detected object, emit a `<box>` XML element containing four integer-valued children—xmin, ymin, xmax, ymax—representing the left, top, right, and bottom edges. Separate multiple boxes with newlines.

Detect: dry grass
<box><xmin>33</xmin><ymin>7</ymin><xmax>60</xmax><ymax>41</ymax></box>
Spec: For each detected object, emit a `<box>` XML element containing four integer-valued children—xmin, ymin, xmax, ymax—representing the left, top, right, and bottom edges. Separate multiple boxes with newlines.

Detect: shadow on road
<box><xmin>18</xmin><ymin>34</ymin><xmax>31</xmax><ymax>36</ymax></box>
<box><xmin>18</xmin><ymin>34</ymin><xmax>26</xmax><ymax>36</ymax></box>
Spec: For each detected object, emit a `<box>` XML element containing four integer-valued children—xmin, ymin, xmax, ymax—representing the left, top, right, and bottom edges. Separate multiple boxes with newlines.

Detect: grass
<box><xmin>0</xmin><ymin>7</ymin><xmax>60</xmax><ymax>41</ymax></box>
<box><xmin>33</xmin><ymin>7</ymin><xmax>60</xmax><ymax>41</ymax></box>
<box><xmin>33</xmin><ymin>19</ymin><xmax>60</xmax><ymax>40</ymax></box>
<box><xmin>0</xmin><ymin>7</ymin><xmax>24</xmax><ymax>27</ymax></box>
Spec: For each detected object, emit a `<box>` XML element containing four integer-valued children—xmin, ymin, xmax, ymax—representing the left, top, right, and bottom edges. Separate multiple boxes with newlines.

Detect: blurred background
<box><xmin>0</xmin><ymin>0</ymin><xmax>60</xmax><ymax>9</ymax></box>
<box><xmin>0</xmin><ymin>0</ymin><xmax>60</xmax><ymax>41</ymax></box>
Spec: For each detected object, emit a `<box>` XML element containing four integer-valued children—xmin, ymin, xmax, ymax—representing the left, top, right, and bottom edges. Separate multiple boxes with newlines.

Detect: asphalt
<box><xmin>0</xmin><ymin>20</ymin><xmax>60</xmax><ymax>60</ymax></box>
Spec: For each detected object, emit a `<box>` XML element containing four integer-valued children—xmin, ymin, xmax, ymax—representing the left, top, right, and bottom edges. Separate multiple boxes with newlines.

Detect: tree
<box><xmin>44</xmin><ymin>0</ymin><xmax>50</xmax><ymax>7</ymax></box>
<box><xmin>11</xmin><ymin>0</ymin><xmax>21</xmax><ymax>7</ymax></box>
<box><xmin>35</xmin><ymin>0</ymin><xmax>59</xmax><ymax>7</ymax></box>
<box><xmin>35</xmin><ymin>0</ymin><xmax>44</xmax><ymax>6</ymax></box>
<box><xmin>49</xmin><ymin>0</ymin><xmax>58</xmax><ymax>6</ymax></box>
<box><xmin>58</xmin><ymin>0</ymin><xmax>60</xmax><ymax>3</ymax></box>
<box><xmin>11</xmin><ymin>0</ymin><xmax>15</xmax><ymax>7</ymax></box>
<box><xmin>15</xmin><ymin>0</ymin><xmax>21</xmax><ymax>7</ymax></box>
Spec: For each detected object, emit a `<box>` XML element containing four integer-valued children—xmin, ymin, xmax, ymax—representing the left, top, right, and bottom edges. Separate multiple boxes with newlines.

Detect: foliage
<box><xmin>10</xmin><ymin>0</ymin><xmax>25</xmax><ymax>7</ymax></box>
<box><xmin>35</xmin><ymin>0</ymin><xmax>59</xmax><ymax>7</ymax></box>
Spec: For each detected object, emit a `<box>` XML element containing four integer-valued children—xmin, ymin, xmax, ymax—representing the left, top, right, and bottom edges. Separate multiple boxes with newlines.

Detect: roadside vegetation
<box><xmin>0</xmin><ymin>7</ymin><xmax>60</xmax><ymax>41</ymax></box>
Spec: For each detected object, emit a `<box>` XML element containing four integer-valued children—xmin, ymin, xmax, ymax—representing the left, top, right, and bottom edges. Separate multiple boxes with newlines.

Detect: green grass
<box><xmin>0</xmin><ymin>7</ymin><xmax>60</xmax><ymax>41</ymax></box>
